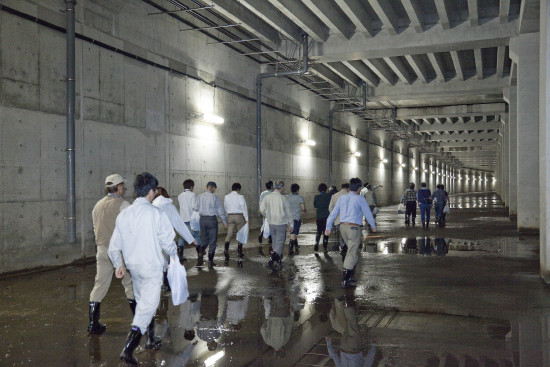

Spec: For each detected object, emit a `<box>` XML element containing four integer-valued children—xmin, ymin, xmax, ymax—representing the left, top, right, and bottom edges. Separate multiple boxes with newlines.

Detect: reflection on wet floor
<box><xmin>1</xmin><ymin>192</ymin><xmax>549</xmax><ymax>367</ymax></box>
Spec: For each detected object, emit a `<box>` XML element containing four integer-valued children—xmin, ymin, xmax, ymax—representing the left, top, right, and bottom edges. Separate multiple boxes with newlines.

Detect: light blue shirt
<box><xmin>194</xmin><ymin>191</ymin><xmax>227</xmax><ymax>224</ymax></box>
<box><xmin>326</xmin><ymin>192</ymin><xmax>376</xmax><ymax>230</ymax></box>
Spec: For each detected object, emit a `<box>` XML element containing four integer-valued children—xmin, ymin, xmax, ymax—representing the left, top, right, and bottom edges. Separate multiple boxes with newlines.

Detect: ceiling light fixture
<box><xmin>301</xmin><ymin>139</ymin><xmax>316</xmax><ymax>146</ymax></box>
<box><xmin>195</xmin><ymin>113</ymin><xmax>224</xmax><ymax>124</ymax></box>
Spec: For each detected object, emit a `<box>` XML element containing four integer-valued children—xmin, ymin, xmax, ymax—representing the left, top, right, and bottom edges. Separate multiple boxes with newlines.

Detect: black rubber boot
<box><xmin>322</xmin><ymin>235</ymin><xmax>329</xmax><ymax>252</ymax></box>
<box><xmin>128</xmin><ymin>298</ymin><xmax>137</xmax><ymax>316</ymax></box>
<box><xmin>295</xmin><ymin>239</ymin><xmax>300</xmax><ymax>254</ymax></box>
<box><xmin>278</xmin><ymin>254</ymin><xmax>283</xmax><ymax>269</ymax></box>
<box><xmin>349</xmin><ymin>268</ymin><xmax>357</xmax><ymax>285</ymax></box>
<box><xmin>144</xmin><ymin>319</ymin><xmax>162</xmax><ymax>350</ymax></box>
<box><xmin>426</xmin><ymin>221</ymin><xmax>430</xmax><ymax>229</ymax></box>
<box><xmin>422</xmin><ymin>221</ymin><xmax>425</xmax><ymax>228</ymax></box>
<box><xmin>342</xmin><ymin>269</ymin><xmax>356</xmax><ymax>288</ymax></box>
<box><xmin>120</xmin><ymin>326</ymin><xmax>142</xmax><ymax>366</ymax></box>
<box><xmin>237</xmin><ymin>243</ymin><xmax>244</xmax><ymax>258</ymax></box>
<box><xmin>197</xmin><ymin>246</ymin><xmax>205</xmax><ymax>266</ymax></box>
<box><xmin>267</xmin><ymin>252</ymin><xmax>280</xmax><ymax>270</ymax></box>
<box><xmin>288</xmin><ymin>240</ymin><xmax>295</xmax><ymax>255</ymax></box>
<box><xmin>87</xmin><ymin>302</ymin><xmax>107</xmax><ymax>334</ymax></box>
<box><xmin>162</xmin><ymin>271</ymin><xmax>170</xmax><ymax>292</ymax></box>
<box><xmin>341</xmin><ymin>244</ymin><xmax>348</xmax><ymax>262</ymax></box>
<box><xmin>258</xmin><ymin>231</ymin><xmax>263</xmax><ymax>244</ymax></box>
<box><xmin>224</xmin><ymin>242</ymin><xmax>230</xmax><ymax>257</ymax></box>
<box><xmin>208</xmin><ymin>252</ymin><xmax>217</xmax><ymax>267</ymax></box>
<box><xmin>314</xmin><ymin>234</ymin><xmax>320</xmax><ymax>252</ymax></box>
<box><xmin>177</xmin><ymin>246</ymin><xmax>187</xmax><ymax>264</ymax></box>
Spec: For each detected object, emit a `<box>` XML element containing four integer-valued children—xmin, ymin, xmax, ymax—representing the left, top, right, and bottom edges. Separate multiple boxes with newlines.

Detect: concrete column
<box><xmin>540</xmin><ymin>0</ymin><xmax>550</xmax><ymax>282</ymax></box>
<box><xmin>501</xmin><ymin>115</ymin><xmax>509</xmax><ymax>209</ymax></box>
<box><xmin>510</xmin><ymin>33</ymin><xmax>540</xmax><ymax>233</ymax></box>
<box><xmin>504</xmin><ymin>86</ymin><xmax>518</xmax><ymax>219</ymax></box>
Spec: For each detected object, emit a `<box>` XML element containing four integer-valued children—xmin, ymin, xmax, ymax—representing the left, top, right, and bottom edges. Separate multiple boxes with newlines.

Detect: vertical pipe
<box><xmin>366</xmin><ymin>129</ymin><xmax>370</xmax><ymax>182</ymax></box>
<box><xmin>390</xmin><ymin>139</ymin><xmax>394</xmax><ymax>203</ymax></box>
<box><xmin>256</xmin><ymin>76</ymin><xmax>262</xmax><ymax>206</ymax></box>
<box><xmin>66</xmin><ymin>0</ymin><xmax>76</xmax><ymax>244</ymax></box>
<box><xmin>329</xmin><ymin>110</ymin><xmax>334</xmax><ymax>187</ymax></box>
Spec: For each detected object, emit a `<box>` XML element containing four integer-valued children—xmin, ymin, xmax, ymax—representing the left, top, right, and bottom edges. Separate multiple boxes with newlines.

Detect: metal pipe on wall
<box><xmin>65</xmin><ymin>0</ymin><xmax>76</xmax><ymax>244</ymax></box>
<box><xmin>256</xmin><ymin>34</ymin><xmax>309</xmax><ymax>206</ymax></box>
<box><xmin>328</xmin><ymin>80</ymin><xmax>367</xmax><ymax>186</ymax></box>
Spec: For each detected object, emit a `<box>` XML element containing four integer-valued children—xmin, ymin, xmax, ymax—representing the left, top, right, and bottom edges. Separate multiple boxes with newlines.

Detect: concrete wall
<box><xmin>0</xmin><ymin>0</ymin><xmax>492</xmax><ymax>274</ymax></box>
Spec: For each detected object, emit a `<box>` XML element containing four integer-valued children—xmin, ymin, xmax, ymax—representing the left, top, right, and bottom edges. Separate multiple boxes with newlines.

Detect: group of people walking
<box><xmin>400</xmin><ymin>182</ymin><xmax>449</xmax><ymax>228</ymax></box>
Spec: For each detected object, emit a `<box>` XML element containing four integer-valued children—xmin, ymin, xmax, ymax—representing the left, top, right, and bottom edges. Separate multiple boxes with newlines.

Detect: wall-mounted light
<box><xmin>414</xmin><ymin>167</ymin><xmax>419</xmax><ymax>171</ymax></box>
<box><xmin>354</xmin><ymin>152</ymin><xmax>361</xmax><ymax>157</ymax></box>
<box><xmin>195</xmin><ymin>113</ymin><xmax>224</xmax><ymax>124</ymax></box>
<box><xmin>380</xmin><ymin>158</ymin><xmax>388</xmax><ymax>163</ymax></box>
<box><xmin>424</xmin><ymin>169</ymin><xmax>428</xmax><ymax>173</ymax></box>
<box><xmin>401</xmin><ymin>163</ymin><xmax>406</xmax><ymax>168</ymax></box>
<box><xmin>301</xmin><ymin>139</ymin><xmax>316</xmax><ymax>146</ymax></box>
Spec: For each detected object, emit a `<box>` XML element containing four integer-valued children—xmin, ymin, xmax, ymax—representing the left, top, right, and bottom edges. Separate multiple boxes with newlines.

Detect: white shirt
<box><xmin>224</xmin><ymin>191</ymin><xmax>249</xmax><ymax>221</ymax></box>
<box><xmin>108</xmin><ymin>197</ymin><xmax>177</xmax><ymax>271</ymax></box>
<box><xmin>259</xmin><ymin>191</ymin><xmax>292</xmax><ymax>226</ymax></box>
<box><xmin>194</xmin><ymin>191</ymin><xmax>227</xmax><ymax>224</ymax></box>
<box><xmin>153</xmin><ymin>196</ymin><xmax>195</xmax><ymax>244</ymax></box>
<box><xmin>178</xmin><ymin>189</ymin><xmax>196</xmax><ymax>222</ymax></box>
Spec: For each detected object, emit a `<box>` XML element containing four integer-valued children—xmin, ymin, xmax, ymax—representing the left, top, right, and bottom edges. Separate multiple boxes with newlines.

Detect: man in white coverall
<box><xmin>108</xmin><ymin>172</ymin><xmax>177</xmax><ymax>365</ymax></box>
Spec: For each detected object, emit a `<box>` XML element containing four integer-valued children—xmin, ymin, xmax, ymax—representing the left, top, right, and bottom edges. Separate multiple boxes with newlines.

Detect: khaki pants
<box><xmin>89</xmin><ymin>245</ymin><xmax>134</xmax><ymax>302</ymax></box>
<box><xmin>225</xmin><ymin>214</ymin><xmax>246</xmax><ymax>242</ymax></box>
<box><xmin>340</xmin><ymin>224</ymin><xmax>361</xmax><ymax>270</ymax></box>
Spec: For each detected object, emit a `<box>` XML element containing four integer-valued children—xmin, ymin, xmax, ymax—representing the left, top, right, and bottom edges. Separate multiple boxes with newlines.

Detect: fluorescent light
<box><xmin>195</xmin><ymin>113</ymin><xmax>224</xmax><ymax>124</ymax></box>
<box><xmin>414</xmin><ymin>167</ymin><xmax>419</xmax><ymax>171</ymax></box>
<box><xmin>354</xmin><ymin>152</ymin><xmax>361</xmax><ymax>157</ymax></box>
<box><xmin>302</xmin><ymin>139</ymin><xmax>316</xmax><ymax>146</ymax></box>
<box><xmin>381</xmin><ymin>158</ymin><xmax>388</xmax><ymax>163</ymax></box>
<box><xmin>205</xmin><ymin>351</ymin><xmax>225</xmax><ymax>366</ymax></box>
<box><xmin>401</xmin><ymin>163</ymin><xmax>406</xmax><ymax>168</ymax></box>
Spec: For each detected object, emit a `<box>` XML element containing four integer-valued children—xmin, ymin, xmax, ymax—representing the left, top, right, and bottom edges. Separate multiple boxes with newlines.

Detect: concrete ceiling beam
<box><xmin>474</xmin><ymin>48</ymin><xmax>483</xmax><ymax>79</ymax></box>
<box><xmin>450</xmin><ymin>50</ymin><xmax>465</xmax><ymax>81</ymax></box>
<box><xmin>238</xmin><ymin>0</ymin><xmax>303</xmax><ymax>42</ymax></box>
<box><xmin>384</xmin><ymin>56</ymin><xmax>414</xmax><ymax>84</ymax></box>
<box><xmin>427</xmin><ymin>52</ymin><xmax>446</xmax><ymax>81</ymax></box>
<box><xmin>404</xmin><ymin>54</ymin><xmax>430</xmax><ymax>83</ymax></box>
<box><xmin>396</xmin><ymin>102</ymin><xmax>505</xmax><ymax>119</ymax></box>
<box><xmin>342</xmin><ymin>60</ymin><xmax>380</xmax><ymax>86</ymax></box>
<box><xmin>363</xmin><ymin>58</ymin><xmax>397</xmax><ymax>85</ymax></box>
<box><xmin>334</xmin><ymin>0</ymin><xmax>377</xmax><ymax>37</ymax></box>
<box><xmin>518</xmin><ymin>0</ymin><xmax>540</xmax><ymax>34</ymax></box>
<box><xmin>439</xmin><ymin>145</ymin><xmax>498</xmax><ymax>151</ymax></box>
<box><xmin>325</xmin><ymin>62</ymin><xmax>362</xmax><ymax>86</ymax></box>
<box><xmin>268</xmin><ymin>0</ymin><xmax>330</xmax><ymax>42</ymax></box>
<box><xmin>429</xmin><ymin>132</ymin><xmax>501</xmax><ymax>141</ymax></box>
<box><xmin>368</xmin><ymin>0</ymin><xmax>400</xmax><ymax>35</ymax></box>
<box><xmin>467</xmin><ymin>0</ymin><xmax>479</xmax><ymax>26</ymax></box>
<box><xmin>301</xmin><ymin>0</ymin><xmax>355</xmax><ymax>39</ymax></box>
<box><xmin>499</xmin><ymin>0</ymin><xmax>510</xmax><ymax>23</ymax></box>
<box><xmin>309</xmin><ymin>18</ymin><xmax>517</xmax><ymax>62</ymax></box>
<box><xmin>309</xmin><ymin>64</ymin><xmax>346</xmax><ymax>88</ymax></box>
<box><xmin>212</xmin><ymin>0</ymin><xmax>281</xmax><ymax>47</ymax></box>
<box><xmin>437</xmin><ymin>141</ymin><xmax>499</xmax><ymax>147</ymax></box>
<box><xmin>433</xmin><ymin>0</ymin><xmax>451</xmax><ymax>30</ymax></box>
<box><xmin>373</xmin><ymin>76</ymin><xmax>508</xmax><ymax>102</ymax></box>
<box><xmin>418</xmin><ymin>121</ymin><xmax>502</xmax><ymax>132</ymax></box>
<box><xmin>402</xmin><ymin>0</ymin><xmax>425</xmax><ymax>33</ymax></box>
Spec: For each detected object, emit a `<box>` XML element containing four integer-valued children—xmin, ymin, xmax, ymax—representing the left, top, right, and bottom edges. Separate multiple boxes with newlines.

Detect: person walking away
<box><xmin>286</xmin><ymin>183</ymin><xmax>306</xmax><ymax>255</ymax></box>
<box><xmin>224</xmin><ymin>183</ymin><xmax>248</xmax><ymax>261</ymax></box>
<box><xmin>329</xmin><ymin>183</ymin><xmax>349</xmax><ymax>258</ymax></box>
<box><xmin>177</xmin><ymin>179</ymin><xmax>201</xmax><ymax>262</ymax></box>
<box><xmin>194</xmin><ymin>182</ymin><xmax>228</xmax><ymax>267</ymax></box>
<box><xmin>325</xmin><ymin>178</ymin><xmax>376</xmax><ymax>288</ymax></box>
<box><xmin>362</xmin><ymin>184</ymin><xmax>378</xmax><ymax>230</ymax></box>
<box><xmin>88</xmin><ymin>174</ymin><xmax>135</xmax><ymax>335</ymax></box>
<box><xmin>314</xmin><ymin>183</ymin><xmax>331</xmax><ymax>252</ymax></box>
<box><xmin>258</xmin><ymin>180</ymin><xmax>273</xmax><ymax>244</ymax></box>
<box><xmin>432</xmin><ymin>184</ymin><xmax>448</xmax><ymax>227</ymax></box>
<box><xmin>108</xmin><ymin>173</ymin><xmax>178</xmax><ymax>365</ymax></box>
<box><xmin>259</xmin><ymin>180</ymin><xmax>293</xmax><ymax>270</ymax></box>
<box><xmin>153</xmin><ymin>186</ymin><xmax>197</xmax><ymax>289</ymax></box>
<box><xmin>417</xmin><ymin>182</ymin><xmax>432</xmax><ymax>228</ymax></box>
<box><xmin>400</xmin><ymin>183</ymin><xmax>418</xmax><ymax>227</ymax></box>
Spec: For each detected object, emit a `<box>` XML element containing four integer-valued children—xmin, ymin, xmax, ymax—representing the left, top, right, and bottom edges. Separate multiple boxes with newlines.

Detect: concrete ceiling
<box><xmin>144</xmin><ymin>0</ymin><xmax>540</xmax><ymax>173</ymax></box>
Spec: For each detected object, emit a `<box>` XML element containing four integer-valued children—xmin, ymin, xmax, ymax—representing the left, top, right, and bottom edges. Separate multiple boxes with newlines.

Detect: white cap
<box><xmin>105</xmin><ymin>174</ymin><xmax>127</xmax><ymax>187</ymax></box>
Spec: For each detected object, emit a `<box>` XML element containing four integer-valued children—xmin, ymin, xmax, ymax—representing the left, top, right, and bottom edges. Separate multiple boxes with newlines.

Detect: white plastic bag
<box><xmin>443</xmin><ymin>205</ymin><xmax>450</xmax><ymax>214</ymax></box>
<box><xmin>372</xmin><ymin>207</ymin><xmax>380</xmax><ymax>215</ymax></box>
<box><xmin>190</xmin><ymin>211</ymin><xmax>200</xmax><ymax>232</ymax></box>
<box><xmin>236</xmin><ymin>223</ymin><xmax>249</xmax><ymax>244</ymax></box>
<box><xmin>261</xmin><ymin>219</ymin><xmax>270</xmax><ymax>239</ymax></box>
<box><xmin>397</xmin><ymin>203</ymin><xmax>405</xmax><ymax>214</ymax></box>
<box><xmin>167</xmin><ymin>256</ymin><xmax>188</xmax><ymax>306</ymax></box>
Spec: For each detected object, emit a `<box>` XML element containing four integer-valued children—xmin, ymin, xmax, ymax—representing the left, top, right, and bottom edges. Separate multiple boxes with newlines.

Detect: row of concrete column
<box><xmin>495</xmin><ymin>6</ymin><xmax>550</xmax><ymax>281</ymax></box>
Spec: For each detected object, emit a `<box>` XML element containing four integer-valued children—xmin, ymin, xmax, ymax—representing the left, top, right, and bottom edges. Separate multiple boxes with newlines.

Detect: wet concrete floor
<box><xmin>1</xmin><ymin>192</ymin><xmax>549</xmax><ymax>366</ymax></box>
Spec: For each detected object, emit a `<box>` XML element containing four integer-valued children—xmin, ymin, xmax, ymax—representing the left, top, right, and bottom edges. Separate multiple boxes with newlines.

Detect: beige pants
<box><xmin>225</xmin><ymin>214</ymin><xmax>246</xmax><ymax>242</ymax></box>
<box><xmin>89</xmin><ymin>245</ymin><xmax>134</xmax><ymax>302</ymax></box>
<box><xmin>340</xmin><ymin>224</ymin><xmax>361</xmax><ymax>270</ymax></box>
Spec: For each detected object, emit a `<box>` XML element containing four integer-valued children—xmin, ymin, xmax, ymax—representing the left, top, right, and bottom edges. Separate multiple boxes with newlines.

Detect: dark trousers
<box><xmin>405</xmin><ymin>202</ymin><xmax>416</xmax><ymax>223</ymax></box>
<box><xmin>199</xmin><ymin>215</ymin><xmax>218</xmax><ymax>253</ymax></box>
